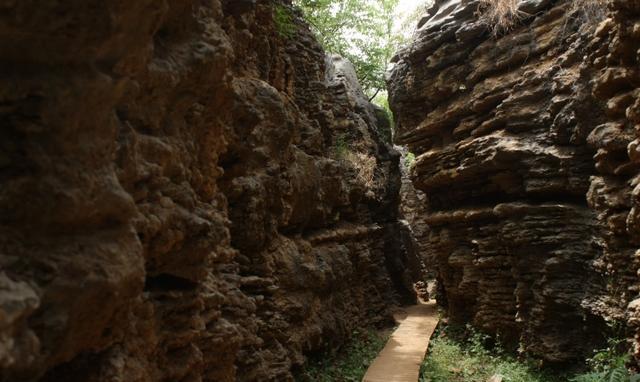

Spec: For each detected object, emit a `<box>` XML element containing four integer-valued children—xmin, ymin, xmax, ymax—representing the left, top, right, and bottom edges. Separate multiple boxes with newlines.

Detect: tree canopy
<box><xmin>293</xmin><ymin>0</ymin><xmax>402</xmax><ymax>100</ymax></box>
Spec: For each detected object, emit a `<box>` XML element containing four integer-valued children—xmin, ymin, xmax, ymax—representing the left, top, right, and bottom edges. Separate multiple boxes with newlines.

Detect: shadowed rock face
<box><xmin>389</xmin><ymin>0</ymin><xmax>640</xmax><ymax>364</ymax></box>
<box><xmin>0</xmin><ymin>1</ymin><xmax>420</xmax><ymax>381</ymax></box>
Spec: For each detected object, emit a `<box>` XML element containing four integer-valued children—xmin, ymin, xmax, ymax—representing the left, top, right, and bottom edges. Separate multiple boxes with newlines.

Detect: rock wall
<box><xmin>389</xmin><ymin>0</ymin><xmax>640</xmax><ymax>363</ymax></box>
<box><xmin>0</xmin><ymin>1</ymin><xmax>418</xmax><ymax>381</ymax></box>
<box><xmin>398</xmin><ymin>150</ymin><xmax>434</xmax><ymax>299</ymax></box>
<box><xmin>590</xmin><ymin>0</ymin><xmax>640</xmax><ymax>361</ymax></box>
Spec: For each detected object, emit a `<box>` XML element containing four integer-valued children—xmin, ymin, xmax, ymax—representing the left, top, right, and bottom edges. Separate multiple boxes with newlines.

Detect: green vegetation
<box><xmin>420</xmin><ymin>324</ymin><xmax>640</xmax><ymax>382</ymax></box>
<box><xmin>404</xmin><ymin>152</ymin><xmax>416</xmax><ymax>169</ymax></box>
<box><xmin>334</xmin><ymin>134</ymin><xmax>349</xmax><ymax>159</ymax></box>
<box><xmin>372</xmin><ymin>93</ymin><xmax>394</xmax><ymax>143</ymax></box>
<box><xmin>292</xmin><ymin>0</ymin><xmax>431</xmax><ymax>102</ymax></box>
<box><xmin>572</xmin><ymin>367</ymin><xmax>640</xmax><ymax>382</ymax></box>
<box><xmin>296</xmin><ymin>329</ymin><xmax>389</xmax><ymax>382</ymax></box>
<box><xmin>274</xmin><ymin>5</ymin><xmax>296</xmax><ymax>39</ymax></box>
<box><xmin>571</xmin><ymin>338</ymin><xmax>639</xmax><ymax>382</ymax></box>
<box><xmin>293</xmin><ymin>0</ymin><xmax>401</xmax><ymax>99</ymax></box>
<box><xmin>420</xmin><ymin>326</ymin><xmax>565</xmax><ymax>382</ymax></box>
<box><xmin>291</xmin><ymin>0</ymin><xmax>433</xmax><ymax>144</ymax></box>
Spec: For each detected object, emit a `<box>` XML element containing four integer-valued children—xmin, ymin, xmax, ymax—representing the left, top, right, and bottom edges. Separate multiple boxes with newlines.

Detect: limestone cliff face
<box><xmin>596</xmin><ymin>0</ymin><xmax>640</xmax><ymax>362</ymax></box>
<box><xmin>0</xmin><ymin>1</ymin><xmax>418</xmax><ymax>381</ymax></box>
<box><xmin>389</xmin><ymin>0</ymin><xmax>640</xmax><ymax>363</ymax></box>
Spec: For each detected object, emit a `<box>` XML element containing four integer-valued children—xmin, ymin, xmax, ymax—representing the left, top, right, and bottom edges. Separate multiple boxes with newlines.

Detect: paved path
<box><xmin>363</xmin><ymin>302</ymin><xmax>439</xmax><ymax>382</ymax></box>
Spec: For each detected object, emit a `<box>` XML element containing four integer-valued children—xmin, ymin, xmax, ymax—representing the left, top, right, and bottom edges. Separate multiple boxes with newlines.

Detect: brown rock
<box><xmin>389</xmin><ymin>0</ymin><xmax>640</xmax><ymax>364</ymax></box>
<box><xmin>0</xmin><ymin>1</ymin><xmax>417</xmax><ymax>381</ymax></box>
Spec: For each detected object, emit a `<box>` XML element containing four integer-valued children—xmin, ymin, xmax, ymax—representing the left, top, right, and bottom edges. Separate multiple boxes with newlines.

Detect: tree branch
<box><xmin>368</xmin><ymin>88</ymin><xmax>381</xmax><ymax>102</ymax></box>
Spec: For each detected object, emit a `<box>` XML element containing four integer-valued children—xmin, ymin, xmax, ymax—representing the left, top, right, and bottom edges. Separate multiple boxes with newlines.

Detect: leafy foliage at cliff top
<box><xmin>293</xmin><ymin>0</ymin><xmax>398</xmax><ymax>99</ymax></box>
<box><xmin>293</xmin><ymin>0</ymin><xmax>431</xmax><ymax>100</ymax></box>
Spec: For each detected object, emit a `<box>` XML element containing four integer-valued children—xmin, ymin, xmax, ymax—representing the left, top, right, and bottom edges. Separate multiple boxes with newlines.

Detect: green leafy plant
<box><xmin>589</xmin><ymin>339</ymin><xmax>627</xmax><ymax>371</ymax></box>
<box><xmin>274</xmin><ymin>5</ymin><xmax>296</xmax><ymax>39</ymax></box>
<box><xmin>571</xmin><ymin>367</ymin><xmax>639</xmax><ymax>382</ymax></box>
<box><xmin>466</xmin><ymin>324</ymin><xmax>492</xmax><ymax>357</ymax></box>
<box><xmin>571</xmin><ymin>338</ymin><xmax>639</xmax><ymax>382</ymax></box>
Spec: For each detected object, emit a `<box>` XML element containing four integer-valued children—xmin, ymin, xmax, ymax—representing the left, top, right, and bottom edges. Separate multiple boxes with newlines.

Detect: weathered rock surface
<box><xmin>398</xmin><ymin>150</ymin><xmax>433</xmax><ymax>299</ymax></box>
<box><xmin>389</xmin><ymin>0</ymin><xmax>640</xmax><ymax>363</ymax></box>
<box><xmin>596</xmin><ymin>0</ymin><xmax>640</xmax><ymax>362</ymax></box>
<box><xmin>0</xmin><ymin>1</ymin><xmax>418</xmax><ymax>381</ymax></box>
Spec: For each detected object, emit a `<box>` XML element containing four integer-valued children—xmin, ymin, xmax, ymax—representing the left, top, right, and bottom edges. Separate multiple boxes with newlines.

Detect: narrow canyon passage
<box><xmin>0</xmin><ymin>1</ymin><xmax>639</xmax><ymax>382</ymax></box>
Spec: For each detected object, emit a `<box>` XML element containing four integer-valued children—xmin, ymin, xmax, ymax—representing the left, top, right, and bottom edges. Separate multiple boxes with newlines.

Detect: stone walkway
<box><xmin>362</xmin><ymin>302</ymin><xmax>439</xmax><ymax>382</ymax></box>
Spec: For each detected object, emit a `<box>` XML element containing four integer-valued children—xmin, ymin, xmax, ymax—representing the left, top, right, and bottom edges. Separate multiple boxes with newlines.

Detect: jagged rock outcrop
<box><xmin>0</xmin><ymin>1</ymin><xmax>418</xmax><ymax>381</ymax></box>
<box><xmin>390</xmin><ymin>0</ymin><xmax>640</xmax><ymax>363</ymax></box>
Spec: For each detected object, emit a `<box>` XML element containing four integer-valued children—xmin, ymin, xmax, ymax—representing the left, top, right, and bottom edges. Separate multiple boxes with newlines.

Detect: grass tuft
<box><xmin>477</xmin><ymin>0</ymin><xmax>524</xmax><ymax>35</ymax></box>
<box><xmin>344</xmin><ymin>151</ymin><xmax>377</xmax><ymax>189</ymax></box>
<box><xmin>477</xmin><ymin>0</ymin><xmax>608</xmax><ymax>35</ymax></box>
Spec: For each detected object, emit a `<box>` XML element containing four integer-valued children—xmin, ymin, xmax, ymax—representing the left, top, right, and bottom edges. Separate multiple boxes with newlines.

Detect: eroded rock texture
<box><xmin>0</xmin><ymin>1</ymin><xmax>417</xmax><ymax>381</ymax></box>
<box><xmin>398</xmin><ymin>150</ymin><xmax>433</xmax><ymax>298</ymax></box>
<box><xmin>594</xmin><ymin>0</ymin><xmax>640</xmax><ymax>362</ymax></box>
<box><xmin>390</xmin><ymin>0</ymin><xmax>640</xmax><ymax>363</ymax></box>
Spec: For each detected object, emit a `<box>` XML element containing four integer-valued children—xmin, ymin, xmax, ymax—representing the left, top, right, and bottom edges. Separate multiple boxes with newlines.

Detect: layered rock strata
<box><xmin>0</xmin><ymin>1</ymin><xmax>417</xmax><ymax>381</ymax></box>
<box><xmin>390</xmin><ymin>0</ymin><xmax>640</xmax><ymax>363</ymax></box>
<box><xmin>593</xmin><ymin>0</ymin><xmax>640</xmax><ymax>362</ymax></box>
